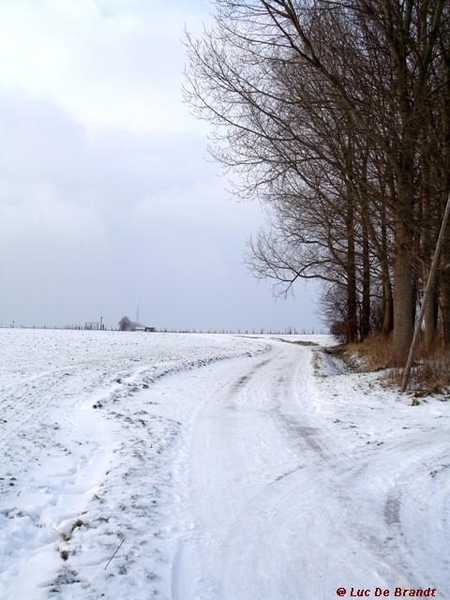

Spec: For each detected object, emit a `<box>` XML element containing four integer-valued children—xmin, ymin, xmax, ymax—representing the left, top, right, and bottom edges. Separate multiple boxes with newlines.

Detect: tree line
<box><xmin>184</xmin><ymin>0</ymin><xmax>450</xmax><ymax>364</ymax></box>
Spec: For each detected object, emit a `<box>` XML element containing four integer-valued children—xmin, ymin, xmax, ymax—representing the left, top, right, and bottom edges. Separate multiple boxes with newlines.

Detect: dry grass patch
<box><xmin>328</xmin><ymin>335</ymin><xmax>450</xmax><ymax>397</ymax></box>
<box><xmin>328</xmin><ymin>335</ymin><xmax>392</xmax><ymax>372</ymax></box>
<box><xmin>405</xmin><ymin>351</ymin><xmax>450</xmax><ymax>397</ymax></box>
<box><xmin>368</xmin><ymin>339</ymin><xmax>450</xmax><ymax>397</ymax></box>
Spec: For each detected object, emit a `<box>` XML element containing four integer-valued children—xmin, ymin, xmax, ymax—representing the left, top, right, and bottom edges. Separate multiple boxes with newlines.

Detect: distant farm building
<box><xmin>134</xmin><ymin>325</ymin><xmax>156</xmax><ymax>332</ymax></box>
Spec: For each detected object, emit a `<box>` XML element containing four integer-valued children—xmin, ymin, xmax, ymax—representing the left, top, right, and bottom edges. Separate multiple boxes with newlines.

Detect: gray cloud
<box><xmin>0</xmin><ymin>0</ymin><xmax>320</xmax><ymax>332</ymax></box>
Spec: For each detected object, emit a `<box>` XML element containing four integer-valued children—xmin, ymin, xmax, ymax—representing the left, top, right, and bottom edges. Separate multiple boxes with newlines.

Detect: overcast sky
<box><xmin>0</xmin><ymin>0</ymin><xmax>321</xmax><ymax>332</ymax></box>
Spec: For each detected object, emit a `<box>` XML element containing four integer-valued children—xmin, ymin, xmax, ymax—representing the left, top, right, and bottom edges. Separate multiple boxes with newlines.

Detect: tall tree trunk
<box><xmin>392</xmin><ymin>215</ymin><xmax>415</xmax><ymax>365</ymax></box>
<box><xmin>441</xmin><ymin>277</ymin><xmax>450</xmax><ymax>347</ymax></box>
<box><xmin>360</xmin><ymin>216</ymin><xmax>371</xmax><ymax>340</ymax></box>
<box><xmin>346</xmin><ymin>194</ymin><xmax>358</xmax><ymax>343</ymax></box>
<box><xmin>382</xmin><ymin>274</ymin><xmax>394</xmax><ymax>336</ymax></box>
<box><xmin>440</xmin><ymin>219</ymin><xmax>450</xmax><ymax>346</ymax></box>
<box><xmin>423</xmin><ymin>283</ymin><xmax>438</xmax><ymax>353</ymax></box>
<box><xmin>379</xmin><ymin>197</ymin><xmax>394</xmax><ymax>336</ymax></box>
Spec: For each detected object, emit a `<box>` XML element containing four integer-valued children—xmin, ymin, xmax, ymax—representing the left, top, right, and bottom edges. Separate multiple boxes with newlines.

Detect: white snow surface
<box><xmin>0</xmin><ymin>329</ymin><xmax>449</xmax><ymax>599</ymax></box>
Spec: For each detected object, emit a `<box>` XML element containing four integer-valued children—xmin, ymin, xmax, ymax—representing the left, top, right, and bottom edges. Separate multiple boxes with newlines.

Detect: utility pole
<box><xmin>401</xmin><ymin>192</ymin><xmax>450</xmax><ymax>392</ymax></box>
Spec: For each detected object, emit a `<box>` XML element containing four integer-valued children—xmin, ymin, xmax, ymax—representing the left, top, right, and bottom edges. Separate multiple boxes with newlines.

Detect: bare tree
<box><xmin>185</xmin><ymin>0</ymin><xmax>450</xmax><ymax>362</ymax></box>
<box><xmin>118</xmin><ymin>316</ymin><xmax>134</xmax><ymax>332</ymax></box>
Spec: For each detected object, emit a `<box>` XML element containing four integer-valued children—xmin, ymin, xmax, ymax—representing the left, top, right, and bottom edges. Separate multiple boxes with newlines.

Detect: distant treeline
<box><xmin>185</xmin><ymin>0</ymin><xmax>450</xmax><ymax>364</ymax></box>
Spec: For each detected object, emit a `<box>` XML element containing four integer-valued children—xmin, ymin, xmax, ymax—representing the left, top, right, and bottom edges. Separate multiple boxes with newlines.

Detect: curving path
<box><xmin>167</xmin><ymin>340</ymin><xmax>450</xmax><ymax>599</ymax></box>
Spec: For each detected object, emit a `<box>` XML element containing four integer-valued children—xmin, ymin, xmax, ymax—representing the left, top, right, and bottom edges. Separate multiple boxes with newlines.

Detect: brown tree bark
<box><xmin>360</xmin><ymin>216</ymin><xmax>371</xmax><ymax>340</ymax></box>
<box><xmin>440</xmin><ymin>266</ymin><xmax>450</xmax><ymax>347</ymax></box>
<box><xmin>392</xmin><ymin>220</ymin><xmax>415</xmax><ymax>364</ymax></box>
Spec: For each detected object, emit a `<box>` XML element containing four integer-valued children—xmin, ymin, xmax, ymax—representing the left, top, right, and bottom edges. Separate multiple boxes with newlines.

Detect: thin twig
<box><xmin>104</xmin><ymin>537</ymin><xmax>125</xmax><ymax>570</ymax></box>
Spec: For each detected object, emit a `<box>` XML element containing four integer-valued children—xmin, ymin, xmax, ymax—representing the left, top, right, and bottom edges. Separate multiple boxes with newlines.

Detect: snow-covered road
<box><xmin>168</xmin><ymin>341</ymin><xmax>450</xmax><ymax>599</ymax></box>
<box><xmin>0</xmin><ymin>330</ymin><xmax>449</xmax><ymax>599</ymax></box>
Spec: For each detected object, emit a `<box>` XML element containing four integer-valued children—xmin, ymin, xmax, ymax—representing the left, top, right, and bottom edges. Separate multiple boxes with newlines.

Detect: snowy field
<box><xmin>0</xmin><ymin>329</ymin><xmax>449</xmax><ymax>599</ymax></box>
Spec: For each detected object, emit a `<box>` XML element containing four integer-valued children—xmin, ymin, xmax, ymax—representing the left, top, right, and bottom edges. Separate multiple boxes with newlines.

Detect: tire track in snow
<box><xmin>170</xmin><ymin>343</ymin><xmax>341</xmax><ymax>599</ymax></box>
<box><xmin>170</xmin><ymin>341</ymin><xmax>450</xmax><ymax>599</ymax></box>
<box><xmin>0</xmin><ymin>330</ymin><xmax>271</xmax><ymax>600</ymax></box>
